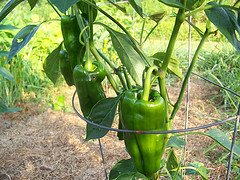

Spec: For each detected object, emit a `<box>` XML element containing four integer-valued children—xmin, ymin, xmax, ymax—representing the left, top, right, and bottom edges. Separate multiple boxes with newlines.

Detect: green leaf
<box><xmin>151</xmin><ymin>52</ymin><xmax>183</xmax><ymax>78</ymax></box>
<box><xmin>128</xmin><ymin>0</ymin><xmax>143</xmax><ymax>17</ymax></box>
<box><xmin>106</xmin><ymin>27</ymin><xmax>147</xmax><ymax>85</ymax></box>
<box><xmin>205</xmin><ymin>2</ymin><xmax>240</xmax><ymax>52</ymax></box>
<box><xmin>0</xmin><ymin>100</ymin><xmax>21</xmax><ymax>114</ymax></box>
<box><xmin>167</xmin><ymin>136</ymin><xmax>186</xmax><ymax>149</ymax></box>
<box><xmin>185</xmin><ymin>162</ymin><xmax>209</xmax><ymax>180</ymax></box>
<box><xmin>203</xmin><ymin>128</ymin><xmax>240</xmax><ymax>157</ymax></box>
<box><xmin>27</xmin><ymin>0</ymin><xmax>39</xmax><ymax>10</ymax></box>
<box><xmin>0</xmin><ymin>24</ymin><xmax>18</xmax><ymax>31</ymax></box>
<box><xmin>0</xmin><ymin>51</ymin><xmax>9</xmax><ymax>57</ymax></box>
<box><xmin>166</xmin><ymin>150</ymin><xmax>183</xmax><ymax>179</ymax></box>
<box><xmin>109</xmin><ymin>159</ymin><xmax>148</xmax><ymax>180</ymax></box>
<box><xmin>43</xmin><ymin>43</ymin><xmax>62</xmax><ymax>84</ymax></box>
<box><xmin>0</xmin><ymin>0</ymin><xmax>25</xmax><ymax>22</ymax></box>
<box><xmin>49</xmin><ymin>0</ymin><xmax>79</xmax><ymax>13</ymax></box>
<box><xmin>159</xmin><ymin>0</ymin><xmax>185</xmax><ymax>9</ymax></box>
<box><xmin>77</xmin><ymin>0</ymin><xmax>98</xmax><ymax>22</ymax></box>
<box><xmin>0</xmin><ymin>67</ymin><xmax>14</xmax><ymax>81</ymax></box>
<box><xmin>149</xmin><ymin>12</ymin><xmax>165</xmax><ymax>23</ymax></box>
<box><xmin>166</xmin><ymin>150</ymin><xmax>179</xmax><ymax>172</ymax></box>
<box><xmin>86</xmin><ymin>95</ymin><xmax>122</xmax><ymax>140</ymax></box>
<box><xmin>7</xmin><ymin>25</ymin><xmax>40</xmax><ymax>62</ymax></box>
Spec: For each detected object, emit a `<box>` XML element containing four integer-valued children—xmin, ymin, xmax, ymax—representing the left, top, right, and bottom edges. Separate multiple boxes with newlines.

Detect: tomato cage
<box><xmin>72</xmin><ymin>71</ymin><xmax>240</xmax><ymax>180</ymax></box>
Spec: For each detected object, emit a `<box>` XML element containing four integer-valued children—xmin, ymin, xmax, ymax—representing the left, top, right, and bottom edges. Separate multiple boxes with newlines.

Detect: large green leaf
<box><xmin>106</xmin><ymin>27</ymin><xmax>147</xmax><ymax>85</ymax></box>
<box><xmin>185</xmin><ymin>162</ymin><xmax>209</xmax><ymax>180</ymax></box>
<box><xmin>0</xmin><ymin>100</ymin><xmax>21</xmax><ymax>114</ymax></box>
<box><xmin>28</xmin><ymin>0</ymin><xmax>39</xmax><ymax>10</ymax></box>
<box><xmin>109</xmin><ymin>159</ymin><xmax>148</xmax><ymax>180</ymax></box>
<box><xmin>128</xmin><ymin>0</ymin><xmax>143</xmax><ymax>17</ymax></box>
<box><xmin>205</xmin><ymin>2</ymin><xmax>240</xmax><ymax>52</ymax></box>
<box><xmin>159</xmin><ymin>0</ymin><xmax>185</xmax><ymax>9</ymax></box>
<box><xmin>43</xmin><ymin>43</ymin><xmax>62</xmax><ymax>84</ymax></box>
<box><xmin>203</xmin><ymin>128</ymin><xmax>240</xmax><ymax>157</ymax></box>
<box><xmin>0</xmin><ymin>0</ymin><xmax>25</xmax><ymax>22</ymax></box>
<box><xmin>151</xmin><ymin>52</ymin><xmax>183</xmax><ymax>79</ymax></box>
<box><xmin>0</xmin><ymin>67</ymin><xmax>14</xmax><ymax>81</ymax></box>
<box><xmin>86</xmin><ymin>95</ymin><xmax>122</xmax><ymax>140</ymax></box>
<box><xmin>49</xmin><ymin>0</ymin><xmax>79</xmax><ymax>13</ymax></box>
<box><xmin>7</xmin><ymin>25</ymin><xmax>40</xmax><ymax>62</ymax></box>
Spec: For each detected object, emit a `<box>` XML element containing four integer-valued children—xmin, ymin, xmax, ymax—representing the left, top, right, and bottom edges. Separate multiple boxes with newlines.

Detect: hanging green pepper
<box><xmin>59</xmin><ymin>49</ymin><xmax>74</xmax><ymax>86</ymax></box>
<box><xmin>73</xmin><ymin>61</ymin><xmax>106</xmax><ymax>117</ymax></box>
<box><xmin>119</xmin><ymin>66</ymin><xmax>168</xmax><ymax>177</ymax></box>
<box><xmin>61</xmin><ymin>15</ymin><xmax>85</xmax><ymax>69</ymax></box>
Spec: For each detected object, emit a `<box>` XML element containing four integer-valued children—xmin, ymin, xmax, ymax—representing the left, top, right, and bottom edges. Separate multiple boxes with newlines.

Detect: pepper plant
<box><xmin>1</xmin><ymin>0</ymin><xmax>240</xmax><ymax>179</ymax></box>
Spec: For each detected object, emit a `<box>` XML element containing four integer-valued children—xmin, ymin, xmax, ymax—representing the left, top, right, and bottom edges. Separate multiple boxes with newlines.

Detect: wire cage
<box><xmin>72</xmin><ymin>75</ymin><xmax>240</xmax><ymax>179</ymax></box>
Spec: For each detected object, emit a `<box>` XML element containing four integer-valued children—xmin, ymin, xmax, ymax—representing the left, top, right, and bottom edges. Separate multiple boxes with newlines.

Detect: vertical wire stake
<box><xmin>98</xmin><ymin>138</ymin><xmax>108</xmax><ymax>179</ymax></box>
<box><xmin>182</xmin><ymin>15</ymin><xmax>192</xmax><ymax>176</ymax></box>
<box><xmin>226</xmin><ymin>104</ymin><xmax>240</xmax><ymax>180</ymax></box>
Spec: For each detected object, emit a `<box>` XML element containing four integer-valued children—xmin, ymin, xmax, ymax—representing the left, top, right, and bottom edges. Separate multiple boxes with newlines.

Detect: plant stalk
<box><xmin>170</xmin><ymin>27</ymin><xmax>211</xmax><ymax>121</ymax></box>
<box><xmin>91</xmin><ymin>47</ymin><xmax>120</xmax><ymax>94</ymax></box>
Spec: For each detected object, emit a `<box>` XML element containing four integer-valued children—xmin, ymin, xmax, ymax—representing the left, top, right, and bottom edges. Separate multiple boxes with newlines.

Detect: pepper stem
<box><xmin>142</xmin><ymin>66</ymin><xmax>158</xmax><ymax>101</ymax></box>
<box><xmin>84</xmin><ymin>41</ymin><xmax>93</xmax><ymax>71</ymax></box>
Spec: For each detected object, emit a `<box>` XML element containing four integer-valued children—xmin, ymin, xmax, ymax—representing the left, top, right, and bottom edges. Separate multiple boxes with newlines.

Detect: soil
<box><xmin>0</xmin><ymin>77</ymin><xmax>233</xmax><ymax>179</ymax></box>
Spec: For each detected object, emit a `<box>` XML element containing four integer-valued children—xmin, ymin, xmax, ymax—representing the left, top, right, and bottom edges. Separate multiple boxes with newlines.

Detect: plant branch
<box><xmin>161</xmin><ymin>9</ymin><xmax>185</xmax><ymax>76</ymax></box>
<box><xmin>170</xmin><ymin>27</ymin><xmax>211</xmax><ymax>121</ymax></box>
<box><xmin>91</xmin><ymin>47</ymin><xmax>120</xmax><ymax>94</ymax></box>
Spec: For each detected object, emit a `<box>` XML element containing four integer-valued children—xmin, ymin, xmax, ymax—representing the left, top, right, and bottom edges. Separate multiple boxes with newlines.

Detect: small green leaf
<box><xmin>166</xmin><ymin>150</ymin><xmax>179</xmax><ymax>172</ymax></box>
<box><xmin>0</xmin><ymin>51</ymin><xmax>9</xmax><ymax>57</ymax></box>
<box><xmin>49</xmin><ymin>0</ymin><xmax>79</xmax><ymax>13</ymax></box>
<box><xmin>0</xmin><ymin>67</ymin><xmax>14</xmax><ymax>81</ymax></box>
<box><xmin>106</xmin><ymin>27</ymin><xmax>147</xmax><ymax>85</ymax></box>
<box><xmin>0</xmin><ymin>0</ymin><xmax>25</xmax><ymax>22</ymax></box>
<box><xmin>151</xmin><ymin>52</ymin><xmax>183</xmax><ymax>78</ymax></box>
<box><xmin>43</xmin><ymin>43</ymin><xmax>62</xmax><ymax>84</ymax></box>
<box><xmin>27</xmin><ymin>0</ymin><xmax>39</xmax><ymax>10</ymax></box>
<box><xmin>205</xmin><ymin>2</ymin><xmax>240</xmax><ymax>52</ymax></box>
<box><xmin>86</xmin><ymin>95</ymin><xmax>122</xmax><ymax>140</ymax></box>
<box><xmin>167</xmin><ymin>136</ymin><xmax>186</xmax><ymax>149</ymax></box>
<box><xmin>0</xmin><ymin>24</ymin><xmax>18</xmax><ymax>31</ymax></box>
<box><xmin>203</xmin><ymin>128</ymin><xmax>240</xmax><ymax>157</ymax></box>
<box><xmin>166</xmin><ymin>150</ymin><xmax>183</xmax><ymax>179</ymax></box>
<box><xmin>0</xmin><ymin>100</ymin><xmax>21</xmax><ymax>114</ymax></box>
<box><xmin>185</xmin><ymin>162</ymin><xmax>209</xmax><ymax>180</ymax></box>
<box><xmin>77</xmin><ymin>0</ymin><xmax>98</xmax><ymax>22</ymax></box>
<box><xmin>109</xmin><ymin>159</ymin><xmax>148</xmax><ymax>180</ymax></box>
<box><xmin>149</xmin><ymin>12</ymin><xmax>165</xmax><ymax>23</ymax></box>
<box><xmin>159</xmin><ymin>0</ymin><xmax>185</xmax><ymax>9</ymax></box>
<box><xmin>7</xmin><ymin>25</ymin><xmax>40</xmax><ymax>62</ymax></box>
<box><xmin>128</xmin><ymin>0</ymin><xmax>143</xmax><ymax>17</ymax></box>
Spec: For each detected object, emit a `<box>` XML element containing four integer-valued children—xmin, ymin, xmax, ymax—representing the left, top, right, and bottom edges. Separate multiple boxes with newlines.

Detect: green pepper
<box><xmin>73</xmin><ymin>61</ymin><xmax>106</xmax><ymax>117</ymax></box>
<box><xmin>59</xmin><ymin>50</ymin><xmax>74</xmax><ymax>86</ymax></box>
<box><xmin>61</xmin><ymin>15</ymin><xmax>85</xmax><ymax>69</ymax></box>
<box><xmin>119</xmin><ymin>66</ymin><xmax>168</xmax><ymax>177</ymax></box>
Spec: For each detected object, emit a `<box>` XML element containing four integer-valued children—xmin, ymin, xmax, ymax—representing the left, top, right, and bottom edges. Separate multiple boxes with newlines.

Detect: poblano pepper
<box><xmin>59</xmin><ymin>50</ymin><xmax>74</xmax><ymax>86</ymax></box>
<box><xmin>119</xmin><ymin>66</ymin><xmax>168</xmax><ymax>177</ymax></box>
<box><xmin>61</xmin><ymin>15</ymin><xmax>85</xmax><ymax>69</ymax></box>
<box><xmin>73</xmin><ymin>61</ymin><xmax>106</xmax><ymax>117</ymax></box>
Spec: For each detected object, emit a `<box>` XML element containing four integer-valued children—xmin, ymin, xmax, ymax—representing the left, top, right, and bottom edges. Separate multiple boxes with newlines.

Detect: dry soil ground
<box><xmin>0</xmin><ymin>77</ymin><xmax>234</xmax><ymax>179</ymax></box>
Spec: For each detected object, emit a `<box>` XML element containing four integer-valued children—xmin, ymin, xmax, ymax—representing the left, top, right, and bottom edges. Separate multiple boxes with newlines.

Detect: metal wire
<box><xmin>98</xmin><ymin>139</ymin><xmax>108</xmax><ymax>180</ymax></box>
<box><xmin>72</xmin><ymin>90</ymin><xmax>236</xmax><ymax>135</ymax></box>
<box><xmin>192</xmin><ymin>72</ymin><xmax>240</xmax><ymax>98</ymax></box>
<box><xmin>226</xmin><ymin>104</ymin><xmax>240</xmax><ymax>180</ymax></box>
